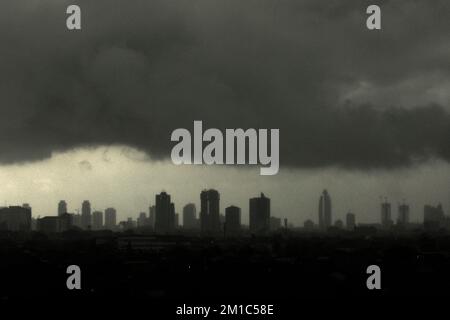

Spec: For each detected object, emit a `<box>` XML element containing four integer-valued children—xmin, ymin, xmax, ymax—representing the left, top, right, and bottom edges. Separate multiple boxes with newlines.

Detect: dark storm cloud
<box><xmin>0</xmin><ymin>0</ymin><xmax>449</xmax><ymax>168</ymax></box>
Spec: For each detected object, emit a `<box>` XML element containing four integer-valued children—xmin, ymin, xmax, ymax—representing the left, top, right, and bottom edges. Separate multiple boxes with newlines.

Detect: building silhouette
<box><xmin>92</xmin><ymin>210</ymin><xmax>103</xmax><ymax>230</ymax></box>
<box><xmin>249</xmin><ymin>193</ymin><xmax>270</xmax><ymax>235</ymax></box>
<box><xmin>270</xmin><ymin>216</ymin><xmax>282</xmax><ymax>231</ymax></box>
<box><xmin>175</xmin><ymin>213</ymin><xmax>179</xmax><ymax>229</ymax></box>
<box><xmin>104</xmin><ymin>208</ymin><xmax>117</xmax><ymax>230</ymax></box>
<box><xmin>346</xmin><ymin>212</ymin><xmax>356</xmax><ymax>230</ymax></box>
<box><xmin>381</xmin><ymin>200</ymin><xmax>393</xmax><ymax>229</ymax></box>
<box><xmin>0</xmin><ymin>206</ymin><xmax>32</xmax><ymax>231</ymax></box>
<box><xmin>155</xmin><ymin>192</ymin><xmax>175</xmax><ymax>234</ymax></box>
<box><xmin>318</xmin><ymin>190</ymin><xmax>332</xmax><ymax>230</ymax></box>
<box><xmin>334</xmin><ymin>219</ymin><xmax>344</xmax><ymax>229</ymax></box>
<box><xmin>424</xmin><ymin>204</ymin><xmax>445</xmax><ymax>230</ymax></box>
<box><xmin>200</xmin><ymin>189</ymin><xmax>221</xmax><ymax>235</ymax></box>
<box><xmin>148</xmin><ymin>205</ymin><xmax>156</xmax><ymax>228</ymax></box>
<box><xmin>37</xmin><ymin>214</ymin><xmax>73</xmax><ymax>233</ymax></box>
<box><xmin>225</xmin><ymin>205</ymin><xmax>241</xmax><ymax>237</ymax></box>
<box><xmin>137</xmin><ymin>212</ymin><xmax>147</xmax><ymax>227</ymax></box>
<box><xmin>398</xmin><ymin>203</ymin><xmax>410</xmax><ymax>226</ymax></box>
<box><xmin>58</xmin><ymin>200</ymin><xmax>67</xmax><ymax>216</ymax></box>
<box><xmin>304</xmin><ymin>219</ymin><xmax>314</xmax><ymax>230</ymax></box>
<box><xmin>183</xmin><ymin>203</ymin><xmax>197</xmax><ymax>229</ymax></box>
<box><xmin>81</xmin><ymin>200</ymin><xmax>92</xmax><ymax>230</ymax></box>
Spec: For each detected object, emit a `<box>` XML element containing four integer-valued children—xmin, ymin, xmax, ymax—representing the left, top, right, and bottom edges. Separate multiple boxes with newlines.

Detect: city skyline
<box><xmin>2</xmin><ymin>184</ymin><xmax>449</xmax><ymax>230</ymax></box>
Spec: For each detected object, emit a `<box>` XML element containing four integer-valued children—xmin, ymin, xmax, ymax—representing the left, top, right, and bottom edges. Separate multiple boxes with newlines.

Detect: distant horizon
<box><xmin>1</xmin><ymin>146</ymin><xmax>448</xmax><ymax>226</ymax></box>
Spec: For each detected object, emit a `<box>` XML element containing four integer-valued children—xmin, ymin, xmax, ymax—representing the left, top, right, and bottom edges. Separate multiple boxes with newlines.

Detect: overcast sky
<box><xmin>0</xmin><ymin>0</ymin><xmax>449</xmax><ymax>224</ymax></box>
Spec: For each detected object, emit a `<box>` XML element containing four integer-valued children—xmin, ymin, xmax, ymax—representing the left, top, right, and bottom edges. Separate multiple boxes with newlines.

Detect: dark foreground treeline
<box><xmin>1</xmin><ymin>230</ymin><xmax>450</xmax><ymax>315</ymax></box>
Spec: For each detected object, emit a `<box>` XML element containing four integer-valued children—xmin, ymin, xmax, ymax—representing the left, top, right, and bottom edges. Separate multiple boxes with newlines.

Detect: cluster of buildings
<box><xmin>0</xmin><ymin>188</ymin><xmax>448</xmax><ymax>235</ymax></box>
<box><xmin>302</xmin><ymin>190</ymin><xmax>448</xmax><ymax>233</ymax></box>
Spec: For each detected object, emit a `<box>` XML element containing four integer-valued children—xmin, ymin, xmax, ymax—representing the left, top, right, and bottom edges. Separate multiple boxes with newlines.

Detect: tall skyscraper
<box><xmin>155</xmin><ymin>192</ymin><xmax>175</xmax><ymax>234</ymax></box>
<box><xmin>58</xmin><ymin>200</ymin><xmax>67</xmax><ymax>216</ymax></box>
<box><xmin>225</xmin><ymin>205</ymin><xmax>241</xmax><ymax>237</ymax></box>
<box><xmin>318</xmin><ymin>190</ymin><xmax>332</xmax><ymax>230</ymax></box>
<box><xmin>346</xmin><ymin>212</ymin><xmax>356</xmax><ymax>230</ymax></box>
<box><xmin>92</xmin><ymin>210</ymin><xmax>103</xmax><ymax>230</ymax></box>
<box><xmin>81</xmin><ymin>200</ymin><xmax>91</xmax><ymax>230</ymax></box>
<box><xmin>381</xmin><ymin>200</ymin><xmax>392</xmax><ymax>229</ymax></box>
<box><xmin>148</xmin><ymin>205</ymin><xmax>156</xmax><ymax>228</ymax></box>
<box><xmin>104</xmin><ymin>207</ymin><xmax>117</xmax><ymax>230</ymax></box>
<box><xmin>398</xmin><ymin>203</ymin><xmax>410</xmax><ymax>225</ymax></box>
<box><xmin>200</xmin><ymin>189</ymin><xmax>221</xmax><ymax>235</ymax></box>
<box><xmin>183</xmin><ymin>203</ymin><xmax>197</xmax><ymax>229</ymax></box>
<box><xmin>249</xmin><ymin>193</ymin><xmax>270</xmax><ymax>235</ymax></box>
<box><xmin>174</xmin><ymin>213</ymin><xmax>179</xmax><ymax>229</ymax></box>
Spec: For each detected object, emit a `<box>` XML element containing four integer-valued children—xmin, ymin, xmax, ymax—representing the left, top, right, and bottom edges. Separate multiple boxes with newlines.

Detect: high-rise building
<box><xmin>0</xmin><ymin>206</ymin><xmax>32</xmax><ymax>231</ymax></box>
<box><xmin>346</xmin><ymin>212</ymin><xmax>356</xmax><ymax>230</ymax></box>
<box><xmin>318</xmin><ymin>190</ymin><xmax>332</xmax><ymax>230</ymax></box>
<box><xmin>381</xmin><ymin>200</ymin><xmax>392</xmax><ymax>229</ymax></box>
<box><xmin>155</xmin><ymin>192</ymin><xmax>175</xmax><ymax>234</ymax></box>
<box><xmin>398</xmin><ymin>203</ymin><xmax>410</xmax><ymax>225</ymax></box>
<box><xmin>200</xmin><ymin>189</ymin><xmax>221</xmax><ymax>235</ymax></box>
<box><xmin>424</xmin><ymin>204</ymin><xmax>445</xmax><ymax>230</ymax></box>
<box><xmin>92</xmin><ymin>211</ymin><xmax>103</xmax><ymax>230</ymax></box>
<box><xmin>249</xmin><ymin>193</ymin><xmax>271</xmax><ymax>235</ymax></box>
<box><xmin>148</xmin><ymin>205</ymin><xmax>156</xmax><ymax>228</ymax></box>
<box><xmin>225</xmin><ymin>205</ymin><xmax>241</xmax><ymax>236</ymax></box>
<box><xmin>104</xmin><ymin>208</ymin><xmax>117</xmax><ymax>230</ymax></box>
<box><xmin>58</xmin><ymin>200</ymin><xmax>67</xmax><ymax>216</ymax></box>
<box><xmin>81</xmin><ymin>200</ymin><xmax>92</xmax><ymax>230</ymax></box>
<box><xmin>183</xmin><ymin>203</ymin><xmax>197</xmax><ymax>229</ymax></box>
<box><xmin>174</xmin><ymin>213</ymin><xmax>179</xmax><ymax>229</ymax></box>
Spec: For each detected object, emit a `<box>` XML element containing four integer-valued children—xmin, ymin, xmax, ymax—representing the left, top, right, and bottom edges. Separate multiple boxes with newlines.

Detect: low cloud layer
<box><xmin>0</xmin><ymin>0</ymin><xmax>449</xmax><ymax>168</ymax></box>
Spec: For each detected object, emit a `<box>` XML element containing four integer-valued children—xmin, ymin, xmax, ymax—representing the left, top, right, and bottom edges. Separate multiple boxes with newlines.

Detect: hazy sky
<box><xmin>0</xmin><ymin>0</ymin><xmax>449</xmax><ymax>224</ymax></box>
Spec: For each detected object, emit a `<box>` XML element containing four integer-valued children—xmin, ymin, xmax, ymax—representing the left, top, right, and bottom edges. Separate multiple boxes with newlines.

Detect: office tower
<box><xmin>249</xmin><ymin>193</ymin><xmax>271</xmax><ymax>235</ymax></box>
<box><xmin>225</xmin><ymin>205</ymin><xmax>241</xmax><ymax>236</ymax></box>
<box><xmin>104</xmin><ymin>208</ymin><xmax>117</xmax><ymax>230</ymax></box>
<box><xmin>58</xmin><ymin>200</ymin><xmax>67</xmax><ymax>216</ymax></box>
<box><xmin>346</xmin><ymin>212</ymin><xmax>356</xmax><ymax>230</ymax></box>
<box><xmin>398</xmin><ymin>203</ymin><xmax>410</xmax><ymax>225</ymax></box>
<box><xmin>137</xmin><ymin>212</ymin><xmax>147</xmax><ymax>227</ymax></box>
<box><xmin>92</xmin><ymin>211</ymin><xmax>103</xmax><ymax>230</ymax></box>
<box><xmin>0</xmin><ymin>206</ymin><xmax>32</xmax><ymax>231</ymax></box>
<box><xmin>149</xmin><ymin>205</ymin><xmax>156</xmax><ymax>228</ymax></box>
<box><xmin>183</xmin><ymin>203</ymin><xmax>197</xmax><ymax>229</ymax></box>
<box><xmin>200</xmin><ymin>189</ymin><xmax>221</xmax><ymax>235</ymax></box>
<box><xmin>81</xmin><ymin>200</ymin><xmax>92</xmax><ymax>230</ymax></box>
<box><xmin>318</xmin><ymin>190</ymin><xmax>332</xmax><ymax>230</ymax></box>
<box><xmin>174</xmin><ymin>213</ymin><xmax>179</xmax><ymax>229</ymax></box>
<box><xmin>155</xmin><ymin>192</ymin><xmax>175</xmax><ymax>234</ymax></box>
<box><xmin>381</xmin><ymin>200</ymin><xmax>392</xmax><ymax>229</ymax></box>
<box><xmin>424</xmin><ymin>204</ymin><xmax>445</xmax><ymax>230</ymax></box>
